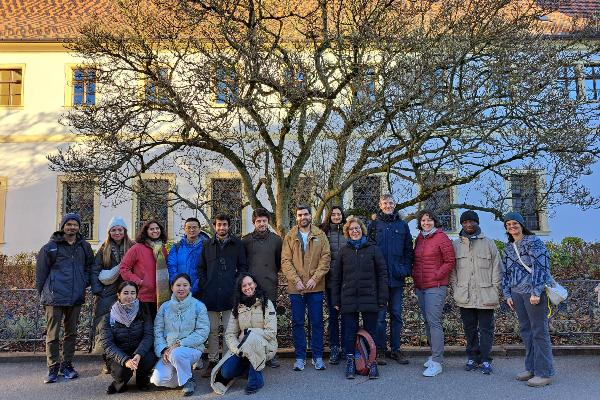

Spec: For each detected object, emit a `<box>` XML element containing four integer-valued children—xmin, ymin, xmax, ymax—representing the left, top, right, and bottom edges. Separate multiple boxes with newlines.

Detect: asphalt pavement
<box><xmin>1</xmin><ymin>355</ymin><xmax>598</xmax><ymax>400</ymax></box>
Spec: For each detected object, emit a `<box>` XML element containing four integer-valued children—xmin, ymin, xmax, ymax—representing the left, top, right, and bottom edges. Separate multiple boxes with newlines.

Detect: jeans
<box><xmin>109</xmin><ymin>352</ymin><xmax>156</xmax><ymax>391</ymax></box>
<box><xmin>416</xmin><ymin>286</ymin><xmax>447</xmax><ymax>363</ymax></box>
<box><xmin>290</xmin><ymin>292</ymin><xmax>324</xmax><ymax>359</ymax></box>
<box><xmin>326</xmin><ymin>288</ymin><xmax>345</xmax><ymax>348</ymax></box>
<box><xmin>342</xmin><ymin>312</ymin><xmax>378</xmax><ymax>356</ymax></box>
<box><xmin>220</xmin><ymin>355</ymin><xmax>264</xmax><ymax>391</ymax></box>
<box><xmin>44</xmin><ymin>305</ymin><xmax>82</xmax><ymax>368</ymax></box>
<box><xmin>512</xmin><ymin>291</ymin><xmax>555</xmax><ymax>378</ymax></box>
<box><xmin>376</xmin><ymin>285</ymin><xmax>404</xmax><ymax>351</ymax></box>
<box><xmin>459</xmin><ymin>307</ymin><xmax>495</xmax><ymax>363</ymax></box>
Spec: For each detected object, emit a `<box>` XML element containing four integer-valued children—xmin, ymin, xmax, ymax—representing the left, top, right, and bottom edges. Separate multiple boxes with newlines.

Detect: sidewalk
<box><xmin>1</xmin><ymin>355</ymin><xmax>598</xmax><ymax>400</ymax></box>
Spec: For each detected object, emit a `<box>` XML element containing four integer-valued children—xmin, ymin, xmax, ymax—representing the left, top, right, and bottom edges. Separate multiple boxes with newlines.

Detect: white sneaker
<box><xmin>423</xmin><ymin>361</ymin><xmax>443</xmax><ymax>377</ymax></box>
<box><xmin>293</xmin><ymin>359</ymin><xmax>305</xmax><ymax>371</ymax></box>
<box><xmin>423</xmin><ymin>356</ymin><xmax>433</xmax><ymax>368</ymax></box>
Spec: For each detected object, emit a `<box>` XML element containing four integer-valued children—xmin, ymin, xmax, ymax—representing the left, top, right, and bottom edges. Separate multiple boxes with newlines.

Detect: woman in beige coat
<box><xmin>450</xmin><ymin>211</ymin><xmax>501</xmax><ymax>375</ymax></box>
<box><xmin>211</xmin><ymin>273</ymin><xmax>277</xmax><ymax>395</ymax></box>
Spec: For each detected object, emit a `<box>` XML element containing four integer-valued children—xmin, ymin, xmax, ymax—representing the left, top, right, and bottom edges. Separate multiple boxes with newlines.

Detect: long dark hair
<box><xmin>232</xmin><ymin>273</ymin><xmax>269</xmax><ymax>319</ymax></box>
<box><xmin>136</xmin><ymin>219</ymin><xmax>167</xmax><ymax>243</ymax></box>
<box><xmin>320</xmin><ymin>206</ymin><xmax>346</xmax><ymax>234</ymax></box>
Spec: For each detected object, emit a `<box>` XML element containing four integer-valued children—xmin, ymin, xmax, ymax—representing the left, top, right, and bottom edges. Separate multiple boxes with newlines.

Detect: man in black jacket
<box><xmin>36</xmin><ymin>213</ymin><xmax>94</xmax><ymax>383</ymax></box>
<box><xmin>198</xmin><ymin>213</ymin><xmax>248</xmax><ymax>378</ymax></box>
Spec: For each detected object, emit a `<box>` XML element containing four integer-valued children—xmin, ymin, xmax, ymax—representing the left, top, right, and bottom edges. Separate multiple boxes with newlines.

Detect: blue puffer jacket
<box><xmin>167</xmin><ymin>232</ymin><xmax>209</xmax><ymax>296</ymax></box>
<box><xmin>35</xmin><ymin>231</ymin><xmax>94</xmax><ymax>306</ymax></box>
<box><xmin>367</xmin><ymin>211</ymin><xmax>414</xmax><ymax>288</ymax></box>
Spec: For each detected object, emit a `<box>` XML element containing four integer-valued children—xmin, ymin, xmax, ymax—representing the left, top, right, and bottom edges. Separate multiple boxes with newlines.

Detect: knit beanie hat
<box><xmin>107</xmin><ymin>216</ymin><xmax>128</xmax><ymax>231</ymax></box>
<box><xmin>503</xmin><ymin>211</ymin><xmax>525</xmax><ymax>227</ymax></box>
<box><xmin>459</xmin><ymin>210</ymin><xmax>479</xmax><ymax>224</ymax></box>
<box><xmin>60</xmin><ymin>213</ymin><xmax>81</xmax><ymax>229</ymax></box>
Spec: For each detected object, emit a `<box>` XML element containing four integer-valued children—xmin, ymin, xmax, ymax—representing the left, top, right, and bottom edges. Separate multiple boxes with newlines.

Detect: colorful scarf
<box><xmin>109</xmin><ymin>298</ymin><xmax>140</xmax><ymax>327</ymax></box>
<box><xmin>150</xmin><ymin>240</ymin><xmax>170</xmax><ymax>308</ymax></box>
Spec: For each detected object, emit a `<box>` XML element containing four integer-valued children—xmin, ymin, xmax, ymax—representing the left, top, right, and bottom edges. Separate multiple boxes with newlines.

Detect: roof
<box><xmin>0</xmin><ymin>0</ymin><xmax>597</xmax><ymax>42</ymax></box>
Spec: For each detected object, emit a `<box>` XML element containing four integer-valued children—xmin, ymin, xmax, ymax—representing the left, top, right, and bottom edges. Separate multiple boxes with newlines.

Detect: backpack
<box><xmin>354</xmin><ymin>328</ymin><xmax>377</xmax><ymax>376</ymax></box>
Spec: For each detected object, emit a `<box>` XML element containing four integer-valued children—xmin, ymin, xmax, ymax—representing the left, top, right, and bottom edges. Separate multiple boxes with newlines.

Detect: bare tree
<box><xmin>49</xmin><ymin>0</ymin><xmax>600</xmax><ymax>234</ymax></box>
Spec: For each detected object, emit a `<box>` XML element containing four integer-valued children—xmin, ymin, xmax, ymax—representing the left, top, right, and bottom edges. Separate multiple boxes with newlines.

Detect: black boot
<box><xmin>368</xmin><ymin>362</ymin><xmax>380</xmax><ymax>379</ymax></box>
<box><xmin>345</xmin><ymin>356</ymin><xmax>355</xmax><ymax>379</ymax></box>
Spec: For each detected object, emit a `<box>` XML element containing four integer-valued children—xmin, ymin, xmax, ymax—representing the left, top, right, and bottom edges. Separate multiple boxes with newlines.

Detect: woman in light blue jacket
<box><xmin>150</xmin><ymin>273</ymin><xmax>209</xmax><ymax>397</ymax></box>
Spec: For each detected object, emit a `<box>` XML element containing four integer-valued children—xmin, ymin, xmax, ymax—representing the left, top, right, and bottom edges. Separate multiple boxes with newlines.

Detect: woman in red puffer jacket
<box><xmin>412</xmin><ymin>210</ymin><xmax>455</xmax><ymax>378</ymax></box>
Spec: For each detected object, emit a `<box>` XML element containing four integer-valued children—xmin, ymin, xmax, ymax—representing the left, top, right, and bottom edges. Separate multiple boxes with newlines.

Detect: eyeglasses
<box><xmin>185</xmin><ymin>226</ymin><xmax>200</xmax><ymax>230</ymax></box>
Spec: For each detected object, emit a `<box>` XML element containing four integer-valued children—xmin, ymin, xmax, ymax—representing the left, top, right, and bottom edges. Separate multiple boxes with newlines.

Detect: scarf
<box><xmin>110</xmin><ymin>241</ymin><xmax>125</xmax><ymax>263</ymax></box>
<box><xmin>348</xmin><ymin>236</ymin><xmax>368</xmax><ymax>249</ymax></box>
<box><xmin>241</xmin><ymin>294</ymin><xmax>257</xmax><ymax>308</ymax></box>
<box><xmin>252</xmin><ymin>230</ymin><xmax>270</xmax><ymax>240</ymax></box>
<box><xmin>110</xmin><ymin>298</ymin><xmax>140</xmax><ymax>327</ymax></box>
<box><xmin>459</xmin><ymin>226</ymin><xmax>482</xmax><ymax>240</ymax></box>
<box><xmin>421</xmin><ymin>227</ymin><xmax>438</xmax><ymax>238</ymax></box>
<box><xmin>168</xmin><ymin>291</ymin><xmax>194</xmax><ymax>316</ymax></box>
<box><xmin>149</xmin><ymin>240</ymin><xmax>170</xmax><ymax>308</ymax></box>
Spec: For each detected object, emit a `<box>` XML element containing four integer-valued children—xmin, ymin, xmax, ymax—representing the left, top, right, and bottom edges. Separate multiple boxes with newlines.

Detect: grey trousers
<box><xmin>416</xmin><ymin>286</ymin><xmax>447</xmax><ymax>363</ymax></box>
<box><xmin>44</xmin><ymin>305</ymin><xmax>82</xmax><ymax>368</ymax></box>
<box><xmin>512</xmin><ymin>291</ymin><xmax>555</xmax><ymax>378</ymax></box>
<box><xmin>207</xmin><ymin>310</ymin><xmax>232</xmax><ymax>362</ymax></box>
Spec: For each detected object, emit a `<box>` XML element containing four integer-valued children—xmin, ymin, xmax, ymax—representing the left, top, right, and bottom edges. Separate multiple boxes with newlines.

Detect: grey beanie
<box><xmin>60</xmin><ymin>213</ymin><xmax>81</xmax><ymax>229</ymax></box>
<box><xmin>503</xmin><ymin>211</ymin><xmax>525</xmax><ymax>227</ymax></box>
<box><xmin>460</xmin><ymin>210</ymin><xmax>479</xmax><ymax>224</ymax></box>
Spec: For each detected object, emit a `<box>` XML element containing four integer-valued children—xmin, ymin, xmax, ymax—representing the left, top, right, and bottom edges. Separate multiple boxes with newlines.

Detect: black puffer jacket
<box><xmin>91</xmin><ymin>243</ymin><xmax>124</xmax><ymax>323</ymax></box>
<box><xmin>35</xmin><ymin>231</ymin><xmax>94</xmax><ymax>306</ymax></box>
<box><xmin>330</xmin><ymin>241</ymin><xmax>389</xmax><ymax>313</ymax></box>
<box><xmin>324</xmin><ymin>224</ymin><xmax>345</xmax><ymax>289</ymax></box>
<box><xmin>99</xmin><ymin>306</ymin><xmax>154</xmax><ymax>366</ymax></box>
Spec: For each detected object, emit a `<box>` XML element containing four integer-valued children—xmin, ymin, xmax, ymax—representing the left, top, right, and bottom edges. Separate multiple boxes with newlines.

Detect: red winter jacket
<box><xmin>120</xmin><ymin>242</ymin><xmax>167</xmax><ymax>303</ymax></box>
<box><xmin>412</xmin><ymin>229</ymin><xmax>456</xmax><ymax>290</ymax></box>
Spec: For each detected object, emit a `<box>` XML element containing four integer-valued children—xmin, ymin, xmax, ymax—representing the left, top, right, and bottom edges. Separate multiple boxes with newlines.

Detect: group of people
<box><xmin>35</xmin><ymin>193</ymin><xmax>558</xmax><ymax>397</ymax></box>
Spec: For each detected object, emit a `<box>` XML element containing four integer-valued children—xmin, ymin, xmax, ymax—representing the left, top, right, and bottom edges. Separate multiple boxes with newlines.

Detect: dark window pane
<box><xmin>211</xmin><ymin>178</ymin><xmax>243</xmax><ymax>236</ymax></box>
<box><xmin>423</xmin><ymin>173</ymin><xmax>455</xmax><ymax>232</ymax></box>
<box><xmin>510</xmin><ymin>173</ymin><xmax>540</xmax><ymax>231</ymax></box>
<box><xmin>62</xmin><ymin>180</ymin><xmax>95</xmax><ymax>240</ymax></box>
<box><xmin>136</xmin><ymin>179</ymin><xmax>170</xmax><ymax>238</ymax></box>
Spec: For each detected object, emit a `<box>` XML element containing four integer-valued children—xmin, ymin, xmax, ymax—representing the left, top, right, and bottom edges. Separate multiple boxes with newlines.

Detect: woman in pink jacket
<box><xmin>120</xmin><ymin>220</ymin><xmax>168</xmax><ymax>319</ymax></box>
<box><xmin>412</xmin><ymin>210</ymin><xmax>455</xmax><ymax>377</ymax></box>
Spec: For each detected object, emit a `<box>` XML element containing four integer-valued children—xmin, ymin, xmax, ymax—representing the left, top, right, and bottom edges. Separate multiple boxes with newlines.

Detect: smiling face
<box><xmin>348</xmin><ymin>222</ymin><xmax>363</xmax><ymax>241</ymax></box>
<box><xmin>215</xmin><ymin>219</ymin><xmax>230</xmax><ymax>238</ymax></box>
<box><xmin>117</xmin><ymin>284</ymin><xmax>137</xmax><ymax>305</ymax></box>
<box><xmin>461</xmin><ymin>220</ymin><xmax>478</xmax><ymax>235</ymax></box>
<box><xmin>172</xmin><ymin>277</ymin><xmax>191</xmax><ymax>300</ymax></box>
<box><xmin>379</xmin><ymin>197</ymin><xmax>395</xmax><ymax>215</ymax></box>
<box><xmin>253</xmin><ymin>216</ymin><xmax>269</xmax><ymax>233</ymax></box>
<box><xmin>241</xmin><ymin>276</ymin><xmax>257</xmax><ymax>297</ymax></box>
<box><xmin>62</xmin><ymin>220</ymin><xmax>80</xmax><ymax>236</ymax></box>
<box><xmin>420</xmin><ymin>214</ymin><xmax>435</xmax><ymax>231</ymax></box>
<box><xmin>296</xmin><ymin>208</ymin><xmax>312</xmax><ymax>228</ymax></box>
<box><xmin>147</xmin><ymin>223</ymin><xmax>161</xmax><ymax>240</ymax></box>
<box><xmin>330</xmin><ymin>208</ymin><xmax>343</xmax><ymax>224</ymax></box>
<box><xmin>505</xmin><ymin>220</ymin><xmax>523</xmax><ymax>238</ymax></box>
<box><xmin>184</xmin><ymin>220</ymin><xmax>200</xmax><ymax>241</ymax></box>
<box><xmin>109</xmin><ymin>226</ymin><xmax>125</xmax><ymax>244</ymax></box>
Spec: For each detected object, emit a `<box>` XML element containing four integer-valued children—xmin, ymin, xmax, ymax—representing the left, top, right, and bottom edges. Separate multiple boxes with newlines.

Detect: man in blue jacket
<box><xmin>367</xmin><ymin>194</ymin><xmax>414</xmax><ymax>365</ymax></box>
<box><xmin>36</xmin><ymin>213</ymin><xmax>94</xmax><ymax>384</ymax></box>
<box><xmin>167</xmin><ymin>217</ymin><xmax>209</xmax><ymax>298</ymax></box>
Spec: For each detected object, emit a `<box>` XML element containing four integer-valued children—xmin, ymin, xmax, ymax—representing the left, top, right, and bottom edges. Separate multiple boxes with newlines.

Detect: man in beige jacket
<box><xmin>450</xmin><ymin>210</ymin><xmax>501</xmax><ymax>375</ymax></box>
<box><xmin>281</xmin><ymin>205</ymin><xmax>331</xmax><ymax>372</ymax></box>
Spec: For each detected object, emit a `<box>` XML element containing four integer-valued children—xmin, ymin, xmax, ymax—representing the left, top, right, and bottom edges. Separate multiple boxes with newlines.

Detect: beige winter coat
<box><xmin>450</xmin><ymin>234</ymin><xmax>501</xmax><ymax>309</ymax></box>
<box><xmin>281</xmin><ymin>225</ymin><xmax>331</xmax><ymax>294</ymax></box>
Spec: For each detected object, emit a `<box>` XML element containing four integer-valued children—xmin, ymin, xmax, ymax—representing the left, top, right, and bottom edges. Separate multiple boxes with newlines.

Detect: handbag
<box><xmin>98</xmin><ymin>264</ymin><xmax>120</xmax><ymax>285</ymax></box>
<box><xmin>512</xmin><ymin>242</ymin><xmax>568</xmax><ymax>306</ymax></box>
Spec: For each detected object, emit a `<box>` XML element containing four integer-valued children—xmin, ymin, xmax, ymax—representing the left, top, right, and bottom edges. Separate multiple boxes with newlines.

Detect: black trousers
<box><xmin>459</xmin><ymin>307</ymin><xmax>495</xmax><ymax>363</ymax></box>
<box><xmin>109</xmin><ymin>352</ymin><xmax>157</xmax><ymax>391</ymax></box>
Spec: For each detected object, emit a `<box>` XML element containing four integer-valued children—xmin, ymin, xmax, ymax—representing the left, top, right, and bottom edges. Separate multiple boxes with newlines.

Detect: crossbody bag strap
<box><xmin>512</xmin><ymin>242</ymin><xmax>533</xmax><ymax>274</ymax></box>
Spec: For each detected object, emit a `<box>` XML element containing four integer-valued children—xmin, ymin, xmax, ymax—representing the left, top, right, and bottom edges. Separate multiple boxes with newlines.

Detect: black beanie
<box><xmin>460</xmin><ymin>210</ymin><xmax>479</xmax><ymax>224</ymax></box>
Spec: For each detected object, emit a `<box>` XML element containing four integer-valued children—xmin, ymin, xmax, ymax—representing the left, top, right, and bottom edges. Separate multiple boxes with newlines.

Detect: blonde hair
<box><xmin>101</xmin><ymin>228</ymin><xmax>134</xmax><ymax>268</ymax></box>
<box><xmin>343</xmin><ymin>216</ymin><xmax>368</xmax><ymax>238</ymax></box>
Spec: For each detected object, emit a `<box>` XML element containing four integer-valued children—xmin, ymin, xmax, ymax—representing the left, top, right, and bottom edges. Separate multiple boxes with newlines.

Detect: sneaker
<box><xmin>201</xmin><ymin>361</ymin><xmax>217</xmax><ymax>378</ymax></box>
<box><xmin>345</xmin><ymin>356</ymin><xmax>355</xmax><ymax>379</ymax></box>
<box><xmin>527</xmin><ymin>376</ymin><xmax>552</xmax><ymax>387</ymax></box>
<box><xmin>422</xmin><ymin>361</ymin><xmax>443</xmax><ymax>377</ymax></box>
<box><xmin>266</xmin><ymin>354</ymin><xmax>280</xmax><ymax>368</ymax></box>
<box><xmin>193</xmin><ymin>359</ymin><xmax>204</xmax><ymax>370</ymax></box>
<box><xmin>312</xmin><ymin>357</ymin><xmax>326</xmax><ymax>370</ymax></box>
<box><xmin>368</xmin><ymin>362</ymin><xmax>380</xmax><ymax>379</ymax></box>
<box><xmin>182</xmin><ymin>377</ymin><xmax>195</xmax><ymax>396</ymax></box>
<box><xmin>44</xmin><ymin>365</ymin><xmax>59</xmax><ymax>384</ymax></box>
<box><xmin>389</xmin><ymin>349</ymin><xmax>409</xmax><ymax>365</ymax></box>
<box><xmin>515</xmin><ymin>370</ymin><xmax>534</xmax><ymax>381</ymax></box>
<box><xmin>329</xmin><ymin>346</ymin><xmax>341</xmax><ymax>365</ymax></box>
<box><xmin>60</xmin><ymin>362</ymin><xmax>79</xmax><ymax>380</ymax></box>
<box><xmin>423</xmin><ymin>356</ymin><xmax>433</xmax><ymax>368</ymax></box>
<box><xmin>480</xmin><ymin>361</ymin><xmax>493</xmax><ymax>375</ymax></box>
<box><xmin>465</xmin><ymin>359</ymin><xmax>479</xmax><ymax>371</ymax></box>
<box><xmin>376</xmin><ymin>348</ymin><xmax>387</xmax><ymax>366</ymax></box>
<box><xmin>244</xmin><ymin>380</ymin><xmax>264</xmax><ymax>395</ymax></box>
<box><xmin>293</xmin><ymin>359</ymin><xmax>305</xmax><ymax>371</ymax></box>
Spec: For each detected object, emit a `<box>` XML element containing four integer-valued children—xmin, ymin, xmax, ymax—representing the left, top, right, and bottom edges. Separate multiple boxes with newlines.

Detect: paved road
<box><xmin>1</xmin><ymin>355</ymin><xmax>598</xmax><ymax>400</ymax></box>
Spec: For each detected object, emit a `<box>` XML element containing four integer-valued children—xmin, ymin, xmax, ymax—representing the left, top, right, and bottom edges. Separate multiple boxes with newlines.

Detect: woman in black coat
<box><xmin>99</xmin><ymin>281</ymin><xmax>157</xmax><ymax>394</ymax></box>
<box><xmin>331</xmin><ymin>216</ymin><xmax>388</xmax><ymax>380</ymax></box>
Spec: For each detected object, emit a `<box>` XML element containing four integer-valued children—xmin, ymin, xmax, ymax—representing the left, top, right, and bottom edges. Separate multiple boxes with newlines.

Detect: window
<box><xmin>288</xmin><ymin>176</ymin><xmax>314</xmax><ymax>228</ymax></box>
<box><xmin>210</xmin><ymin>177</ymin><xmax>243</xmax><ymax>236</ymax></box>
<box><xmin>0</xmin><ymin>177</ymin><xmax>6</xmax><ymax>243</ymax></box>
<box><xmin>508</xmin><ymin>172</ymin><xmax>542</xmax><ymax>231</ymax></box>
<box><xmin>58</xmin><ymin>178</ymin><xmax>97</xmax><ymax>240</ymax></box>
<box><xmin>583</xmin><ymin>65</ymin><xmax>600</xmax><ymax>101</ymax></box>
<box><xmin>0</xmin><ymin>68</ymin><xmax>22</xmax><ymax>106</ymax></box>
<box><xmin>215</xmin><ymin>67</ymin><xmax>238</xmax><ymax>105</ymax></box>
<box><xmin>352</xmin><ymin>175</ymin><xmax>382</xmax><ymax>216</ymax></box>
<box><xmin>422</xmin><ymin>173</ymin><xmax>456</xmax><ymax>232</ymax></box>
<box><xmin>72</xmin><ymin>68</ymin><xmax>96</xmax><ymax>106</ymax></box>
<box><xmin>134</xmin><ymin>177</ymin><xmax>173</xmax><ymax>238</ymax></box>
<box><xmin>557</xmin><ymin>66</ymin><xmax>578</xmax><ymax>100</ymax></box>
<box><xmin>145</xmin><ymin>68</ymin><xmax>169</xmax><ymax>104</ymax></box>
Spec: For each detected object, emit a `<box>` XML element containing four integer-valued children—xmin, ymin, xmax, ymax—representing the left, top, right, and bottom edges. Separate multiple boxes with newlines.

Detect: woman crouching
<box><xmin>211</xmin><ymin>273</ymin><xmax>278</xmax><ymax>395</ymax></box>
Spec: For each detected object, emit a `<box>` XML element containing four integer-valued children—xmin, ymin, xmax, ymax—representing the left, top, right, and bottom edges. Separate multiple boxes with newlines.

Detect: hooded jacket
<box><xmin>167</xmin><ymin>232</ymin><xmax>209</xmax><ymax>296</ymax></box>
<box><xmin>35</xmin><ymin>231</ymin><xmax>94</xmax><ymax>306</ymax></box>
<box><xmin>412</xmin><ymin>229</ymin><xmax>456</xmax><ymax>290</ymax></box>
